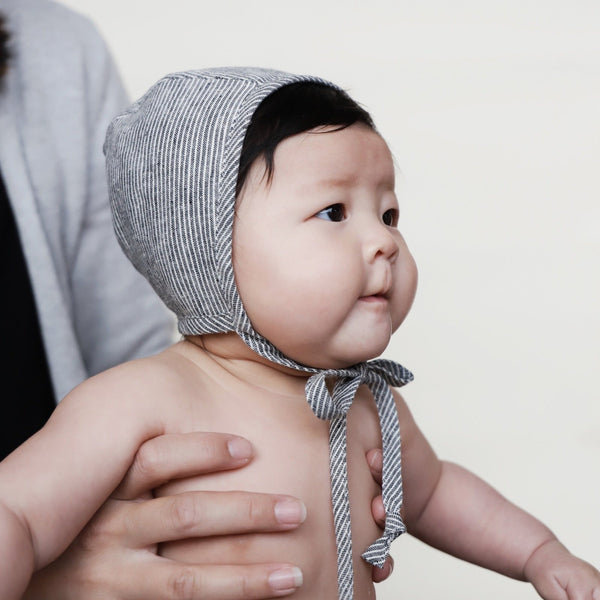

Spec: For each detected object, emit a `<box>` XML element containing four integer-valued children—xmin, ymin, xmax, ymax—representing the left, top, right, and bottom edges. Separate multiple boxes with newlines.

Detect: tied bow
<box><xmin>305</xmin><ymin>359</ymin><xmax>413</xmax><ymax>599</ymax></box>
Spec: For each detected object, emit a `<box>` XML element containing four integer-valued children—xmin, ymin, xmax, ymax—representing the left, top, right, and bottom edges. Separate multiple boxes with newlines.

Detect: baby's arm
<box><xmin>0</xmin><ymin>363</ymin><xmax>165</xmax><ymax>600</ymax></box>
<box><xmin>0</xmin><ymin>498</ymin><xmax>34</xmax><ymax>599</ymax></box>
<box><xmin>395</xmin><ymin>390</ymin><xmax>600</xmax><ymax>599</ymax></box>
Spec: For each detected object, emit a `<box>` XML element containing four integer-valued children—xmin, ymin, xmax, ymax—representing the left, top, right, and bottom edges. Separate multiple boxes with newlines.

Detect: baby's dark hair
<box><xmin>236</xmin><ymin>81</ymin><xmax>375</xmax><ymax>196</ymax></box>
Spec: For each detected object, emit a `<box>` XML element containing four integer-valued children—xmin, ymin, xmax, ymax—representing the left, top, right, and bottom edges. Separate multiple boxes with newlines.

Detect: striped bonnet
<box><xmin>104</xmin><ymin>66</ymin><xmax>413</xmax><ymax>599</ymax></box>
<box><xmin>105</xmin><ymin>67</ymin><xmax>325</xmax><ymax>351</ymax></box>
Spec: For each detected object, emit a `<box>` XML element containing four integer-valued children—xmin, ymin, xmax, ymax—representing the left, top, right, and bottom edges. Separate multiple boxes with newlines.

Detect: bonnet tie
<box><xmin>305</xmin><ymin>359</ymin><xmax>413</xmax><ymax>599</ymax></box>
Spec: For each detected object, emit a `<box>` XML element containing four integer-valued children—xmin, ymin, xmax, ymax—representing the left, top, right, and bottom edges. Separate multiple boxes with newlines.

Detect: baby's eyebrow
<box><xmin>306</xmin><ymin>174</ymin><xmax>395</xmax><ymax>192</ymax></box>
<box><xmin>312</xmin><ymin>175</ymin><xmax>359</xmax><ymax>189</ymax></box>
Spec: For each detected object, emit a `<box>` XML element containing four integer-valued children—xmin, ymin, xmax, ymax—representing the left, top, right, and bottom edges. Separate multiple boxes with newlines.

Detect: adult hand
<box><xmin>24</xmin><ymin>432</ymin><xmax>305</xmax><ymax>599</ymax></box>
<box><xmin>367</xmin><ymin>448</ymin><xmax>395</xmax><ymax>584</ymax></box>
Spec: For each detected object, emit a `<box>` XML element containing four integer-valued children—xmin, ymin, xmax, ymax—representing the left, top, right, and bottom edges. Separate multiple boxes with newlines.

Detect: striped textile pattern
<box><xmin>305</xmin><ymin>360</ymin><xmax>413</xmax><ymax>597</ymax></box>
<box><xmin>104</xmin><ymin>66</ymin><xmax>414</xmax><ymax>599</ymax></box>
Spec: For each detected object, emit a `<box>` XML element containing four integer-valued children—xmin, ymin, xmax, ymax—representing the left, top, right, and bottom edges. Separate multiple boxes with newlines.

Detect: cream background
<box><xmin>59</xmin><ymin>1</ymin><xmax>599</xmax><ymax>597</ymax></box>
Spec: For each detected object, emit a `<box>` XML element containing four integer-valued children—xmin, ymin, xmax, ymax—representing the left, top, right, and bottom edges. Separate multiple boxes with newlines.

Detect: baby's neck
<box><xmin>183</xmin><ymin>333</ymin><xmax>309</xmax><ymax>397</ymax></box>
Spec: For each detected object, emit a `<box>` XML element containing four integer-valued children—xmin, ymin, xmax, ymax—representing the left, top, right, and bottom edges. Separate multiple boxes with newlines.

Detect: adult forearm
<box><xmin>407</xmin><ymin>461</ymin><xmax>556</xmax><ymax>580</ymax></box>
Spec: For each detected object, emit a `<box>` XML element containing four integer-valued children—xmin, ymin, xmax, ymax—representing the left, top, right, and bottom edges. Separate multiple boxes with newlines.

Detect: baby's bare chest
<box><xmin>154</xmin><ymin>367</ymin><xmax>381</xmax><ymax>504</ymax></box>
<box><xmin>152</xmin><ymin>364</ymin><xmax>383</xmax><ymax>598</ymax></box>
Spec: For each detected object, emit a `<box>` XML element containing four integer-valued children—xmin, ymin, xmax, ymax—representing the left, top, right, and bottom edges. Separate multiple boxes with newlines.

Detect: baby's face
<box><xmin>233</xmin><ymin>123</ymin><xmax>418</xmax><ymax>369</ymax></box>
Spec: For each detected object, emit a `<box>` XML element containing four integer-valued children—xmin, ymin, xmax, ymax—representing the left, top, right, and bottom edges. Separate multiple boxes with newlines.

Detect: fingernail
<box><xmin>274</xmin><ymin>498</ymin><xmax>307</xmax><ymax>525</ymax></box>
<box><xmin>268</xmin><ymin>567</ymin><xmax>303</xmax><ymax>592</ymax></box>
<box><xmin>227</xmin><ymin>437</ymin><xmax>253</xmax><ymax>460</ymax></box>
<box><xmin>368</xmin><ymin>449</ymin><xmax>383</xmax><ymax>470</ymax></box>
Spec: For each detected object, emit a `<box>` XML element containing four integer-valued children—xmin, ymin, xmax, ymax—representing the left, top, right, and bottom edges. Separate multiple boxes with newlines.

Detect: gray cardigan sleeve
<box><xmin>64</xmin><ymin>7</ymin><xmax>177</xmax><ymax>378</ymax></box>
<box><xmin>0</xmin><ymin>0</ymin><xmax>176</xmax><ymax>400</ymax></box>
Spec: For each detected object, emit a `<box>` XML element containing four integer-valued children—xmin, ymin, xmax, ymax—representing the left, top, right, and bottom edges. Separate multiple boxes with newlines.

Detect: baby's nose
<box><xmin>364</xmin><ymin>224</ymin><xmax>399</xmax><ymax>263</ymax></box>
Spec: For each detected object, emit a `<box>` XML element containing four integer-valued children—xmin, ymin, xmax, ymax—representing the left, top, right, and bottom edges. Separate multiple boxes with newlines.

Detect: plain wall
<box><xmin>59</xmin><ymin>1</ymin><xmax>600</xmax><ymax>597</ymax></box>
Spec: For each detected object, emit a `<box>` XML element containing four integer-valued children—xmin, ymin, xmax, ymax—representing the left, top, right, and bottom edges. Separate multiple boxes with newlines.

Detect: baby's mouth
<box><xmin>359</xmin><ymin>293</ymin><xmax>388</xmax><ymax>303</ymax></box>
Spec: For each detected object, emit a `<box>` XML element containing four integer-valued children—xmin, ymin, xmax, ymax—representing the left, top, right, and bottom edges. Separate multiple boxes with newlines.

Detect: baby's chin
<box><xmin>287</xmin><ymin>341</ymin><xmax>392</xmax><ymax>371</ymax></box>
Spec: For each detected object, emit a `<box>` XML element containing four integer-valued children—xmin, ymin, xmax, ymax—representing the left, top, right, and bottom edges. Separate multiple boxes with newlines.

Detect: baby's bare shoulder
<box><xmin>390</xmin><ymin>387</ymin><xmax>418</xmax><ymax>434</ymax></box>
<box><xmin>58</xmin><ymin>344</ymin><xmax>205</xmax><ymax>433</ymax></box>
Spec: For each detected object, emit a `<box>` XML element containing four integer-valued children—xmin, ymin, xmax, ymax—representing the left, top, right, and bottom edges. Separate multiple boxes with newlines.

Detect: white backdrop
<box><xmin>60</xmin><ymin>1</ymin><xmax>599</xmax><ymax>597</ymax></box>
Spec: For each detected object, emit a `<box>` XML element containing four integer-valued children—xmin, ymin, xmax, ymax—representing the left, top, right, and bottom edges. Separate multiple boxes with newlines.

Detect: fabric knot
<box><xmin>303</xmin><ymin>358</ymin><xmax>413</xmax><ymax>598</ymax></box>
<box><xmin>305</xmin><ymin>369</ymin><xmax>364</xmax><ymax>420</ymax></box>
<box><xmin>361</xmin><ymin>513</ymin><xmax>407</xmax><ymax>568</ymax></box>
<box><xmin>362</xmin><ymin>358</ymin><xmax>414</xmax><ymax>388</ymax></box>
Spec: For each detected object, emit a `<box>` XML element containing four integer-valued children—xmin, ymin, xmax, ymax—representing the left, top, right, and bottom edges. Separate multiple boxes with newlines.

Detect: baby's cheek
<box><xmin>391</xmin><ymin>269</ymin><xmax>418</xmax><ymax>331</ymax></box>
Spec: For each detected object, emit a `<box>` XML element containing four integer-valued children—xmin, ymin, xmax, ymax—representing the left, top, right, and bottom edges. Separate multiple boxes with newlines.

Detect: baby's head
<box><xmin>105</xmin><ymin>67</ymin><xmax>417</xmax><ymax>371</ymax></box>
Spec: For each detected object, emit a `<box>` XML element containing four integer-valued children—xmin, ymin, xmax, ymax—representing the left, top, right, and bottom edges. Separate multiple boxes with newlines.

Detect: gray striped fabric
<box><xmin>104</xmin><ymin>66</ymin><xmax>413</xmax><ymax>599</ymax></box>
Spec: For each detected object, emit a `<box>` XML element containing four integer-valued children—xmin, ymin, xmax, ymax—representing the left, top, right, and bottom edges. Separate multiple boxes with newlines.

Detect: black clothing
<box><xmin>0</xmin><ymin>171</ymin><xmax>55</xmax><ymax>460</ymax></box>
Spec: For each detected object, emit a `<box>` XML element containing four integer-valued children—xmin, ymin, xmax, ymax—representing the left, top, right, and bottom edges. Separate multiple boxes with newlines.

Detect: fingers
<box><xmin>371</xmin><ymin>494</ymin><xmax>385</xmax><ymax>529</ymax></box>
<box><xmin>29</xmin><ymin>556</ymin><xmax>304</xmax><ymax>600</ymax></box>
<box><xmin>366</xmin><ymin>448</ymin><xmax>383</xmax><ymax>485</ymax></box>
<box><xmin>367</xmin><ymin>471</ymin><xmax>395</xmax><ymax>586</ymax></box>
<box><xmin>116</xmin><ymin>491</ymin><xmax>307</xmax><ymax>548</ymax></box>
<box><xmin>27</xmin><ymin>492</ymin><xmax>307</xmax><ymax>600</ymax></box>
<box><xmin>128</xmin><ymin>561</ymin><xmax>303</xmax><ymax>600</ymax></box>
<box><xmin>372</xmin><ymin>557</ymin><xmax>394</xmax><ymax>583</ymax></box>
<box><xmin>114</xmin><ymin>433</ymin><xmax>254</xmax><ymax>500</ymax></box>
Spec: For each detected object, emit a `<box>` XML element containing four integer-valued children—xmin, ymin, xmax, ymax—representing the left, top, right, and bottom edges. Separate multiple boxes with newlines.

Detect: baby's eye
<box><xmin>382</xmin><ymin>208</ymin><xmax>398</xmax><ymax>227</ymax></box>
<box><xmin>315</xmin><ymin>204</ymin><xmax>346</xmax><ymax>222</ymax></box>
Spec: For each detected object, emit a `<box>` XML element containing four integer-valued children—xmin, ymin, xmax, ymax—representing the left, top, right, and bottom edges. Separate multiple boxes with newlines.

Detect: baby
<box><xmin>0</xmin><ymin>67</ymin><xmax>598</xmax><ymax>600</ymax></box>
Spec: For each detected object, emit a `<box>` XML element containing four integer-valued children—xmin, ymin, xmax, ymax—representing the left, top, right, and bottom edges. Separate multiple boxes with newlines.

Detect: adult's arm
<box><xmin>23</xmin><ymin>432</ymin><xmax>306</xmax><ymax>599</ymax></box>
<box><xmin>67</xmin><ymin>4</ymin><xmax>177</xmax><ymax>373</ymax></box>
<box><xmin>21</xmin><ymin>436</ymin><xmax>392</xmax><ymax>599</ymax></box>
<box><xmin>0</xmin><ymin>0</ymin><xmax>177</xmax><ymax>402</ymax></box>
